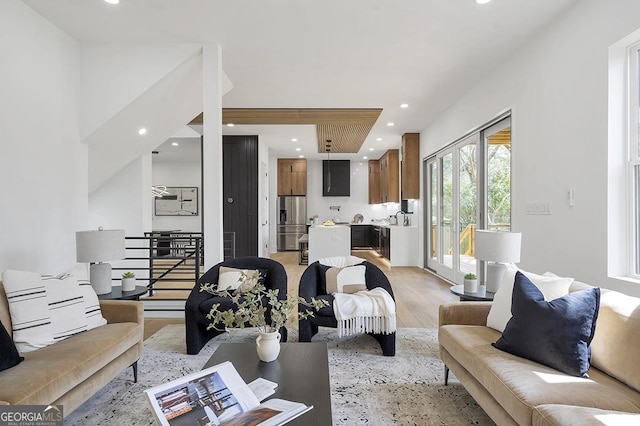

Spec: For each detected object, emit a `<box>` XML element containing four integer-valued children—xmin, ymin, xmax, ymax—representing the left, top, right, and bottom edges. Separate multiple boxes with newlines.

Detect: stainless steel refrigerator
<box><xmin>277</xmin><ymin>196</ymin><xmax>307</xmax><ymax>251</ymax></box>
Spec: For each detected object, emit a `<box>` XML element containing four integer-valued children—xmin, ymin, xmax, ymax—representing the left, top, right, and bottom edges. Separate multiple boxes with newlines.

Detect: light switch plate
<box><xmin>525</xmin><ymin>201</ymin><xmax>552</xmax><ymax>215</ymax></box>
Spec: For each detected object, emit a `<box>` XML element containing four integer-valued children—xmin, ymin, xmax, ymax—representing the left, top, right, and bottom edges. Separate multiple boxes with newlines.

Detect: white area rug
<box><xmin>65</xmin><ymin>326</ymin><xmax>493</xmax><ymax>425</ymax></box>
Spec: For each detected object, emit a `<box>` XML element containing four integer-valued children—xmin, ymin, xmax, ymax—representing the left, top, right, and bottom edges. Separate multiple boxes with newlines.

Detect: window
<box><xmin>425</xmin><ymin>114</ymin><xmax>511</xmax><ymax>284</ymax></box>
<box><xmin>630</xmin><ymin>42</ymin><xmax>640</xmax><ymax>278</ymax></box>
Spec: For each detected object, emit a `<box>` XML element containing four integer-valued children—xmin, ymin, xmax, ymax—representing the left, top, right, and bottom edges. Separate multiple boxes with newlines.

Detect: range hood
<box><xmin>323</xmin><ymin>160</ymin><xmax>350</xmax><ymax>196</ymax></box>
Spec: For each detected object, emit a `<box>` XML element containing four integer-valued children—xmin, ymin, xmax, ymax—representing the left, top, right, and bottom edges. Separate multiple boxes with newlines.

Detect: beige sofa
<box><xmin>439</xmin><ymin>281</ymin><xmax>640</xmax><ymax>426</ymax></box>
<box><xmin>0</xmin><ymin>281</ymin><xmax>144</xmax><ymax>417</ymax></box>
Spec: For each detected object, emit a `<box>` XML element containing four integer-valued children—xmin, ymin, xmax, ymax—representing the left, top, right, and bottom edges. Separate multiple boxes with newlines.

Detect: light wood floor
<box><xmin>143</xmin><ymin>250</ymin><xmax>457</xmax><ymax>340</ymax></box>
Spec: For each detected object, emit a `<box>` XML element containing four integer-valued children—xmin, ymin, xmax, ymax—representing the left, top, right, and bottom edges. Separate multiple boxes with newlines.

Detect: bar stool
<box><xmin>298</xmin><ymin>234</ymin><xmax>309</xmax><ymax>265</ymax></box>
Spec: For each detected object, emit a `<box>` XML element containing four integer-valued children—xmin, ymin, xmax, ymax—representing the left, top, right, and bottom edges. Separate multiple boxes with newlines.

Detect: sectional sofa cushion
<box><xmin>493</xmin><ymin>272</ymin><xmax>600</xmax><ymax>377</ymax></box>
<box><xmin>588</xmin><ymin>286</ymin><xmax>640</xmax><ymax>392</ymax></box>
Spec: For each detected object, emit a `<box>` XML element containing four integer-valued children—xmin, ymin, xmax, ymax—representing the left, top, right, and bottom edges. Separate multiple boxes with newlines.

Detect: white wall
<box><xmin>0</xmin><ymin>0</ymin><xmax>86</xmax><ymax>274</ymax></box>
<box><xmin>152</xmin><ymin>161</ymin><xmax>202</xmax><ymax>232</ymax></box>
<box><xmin>89</xmin><ymin>155</ymin><xmax>152</xmax><ymax>280</ymax></box>
<box><xmin>81</xmin><ymin>43</ymin><xmax>202</xmax><ymax>140</ymax></box>
<box><xmin>420</xmin><ymin>0</ymin><xmax>640</xmax><ymax>295</ymax></box>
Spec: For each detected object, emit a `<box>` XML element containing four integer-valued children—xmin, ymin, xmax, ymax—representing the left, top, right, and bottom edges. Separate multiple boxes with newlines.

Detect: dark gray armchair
<box><xmin>185</xmin><ymin>256</ymin><xmax>288</xmax><ymax>354</ymax></box>
<box><xmin>298</xmin><ymin>260</ymin><xmax>396</xmax><ymax>356</ymax></box>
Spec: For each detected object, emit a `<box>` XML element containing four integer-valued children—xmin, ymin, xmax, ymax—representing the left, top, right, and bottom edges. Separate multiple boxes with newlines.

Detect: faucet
<box><xmin>394</xmin><ymin>211</ymin><xmax>405</xmax><ymax>226</ymax></box>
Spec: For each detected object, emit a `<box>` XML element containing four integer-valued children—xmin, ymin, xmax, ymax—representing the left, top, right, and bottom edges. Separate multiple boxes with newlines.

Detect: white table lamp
<box><xmin>76</xmin><ymin>228</ymin><xmax>126</xmax><ymax>295</ymax></box>
<box><xmin>474</xmin><ymin>230</ymin><xmax>521</xmax><ymax>293</ymax></box>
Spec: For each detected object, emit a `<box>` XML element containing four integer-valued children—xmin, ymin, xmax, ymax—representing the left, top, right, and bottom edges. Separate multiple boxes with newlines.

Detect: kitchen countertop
<box><xmin>307</xmin><ymin>223</ymin><xmax>417</xmax><ymax>229</ymax></box>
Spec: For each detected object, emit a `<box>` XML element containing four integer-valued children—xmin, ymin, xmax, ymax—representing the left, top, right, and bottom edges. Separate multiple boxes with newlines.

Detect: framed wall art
<box><xmin>154</xmin><ymin>187</ymin><xmax>198</xmax><ymax>216</ymax></box>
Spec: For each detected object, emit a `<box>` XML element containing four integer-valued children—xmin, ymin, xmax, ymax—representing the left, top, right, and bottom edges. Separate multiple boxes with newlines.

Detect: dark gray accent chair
<box><xmin>185</xmin><ymin>256</ymin><xmax>288</xmax><ymax>355</ymax></box>
<box><xmin>298</xmin><ymin>260</ymin><xmax>396</xmax><ymax>356</ymax></box>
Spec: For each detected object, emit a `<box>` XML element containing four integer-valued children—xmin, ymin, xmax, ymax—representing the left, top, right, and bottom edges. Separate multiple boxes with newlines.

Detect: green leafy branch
<box><xmin>200</xmin><ymin>271</ymin><xmax>328</xmax><ymax>334</ymax></box>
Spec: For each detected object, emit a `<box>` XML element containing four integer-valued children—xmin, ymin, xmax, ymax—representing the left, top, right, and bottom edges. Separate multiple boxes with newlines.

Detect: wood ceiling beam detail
<box><xmin>190</xmin><ymin>108</ymin><xmax>382</xmax><ymax>126</ymax></box>
<box><xmin>189</xmin><ymin>108</ymin><xmax>382</xmax><ymax>153</ymax></box>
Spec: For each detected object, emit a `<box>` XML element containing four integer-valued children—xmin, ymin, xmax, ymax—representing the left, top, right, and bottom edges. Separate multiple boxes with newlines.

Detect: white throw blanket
<box><xmin>333</xmin><ymin>287</ymin><xmax>396</xmax><ymax>337</ymax></box>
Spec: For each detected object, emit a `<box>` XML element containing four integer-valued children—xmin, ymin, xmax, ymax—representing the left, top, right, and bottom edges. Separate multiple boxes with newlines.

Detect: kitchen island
<box><xmin>308</xmin><ymin>225</ymin><xmax>351</xmax><ymax>264</ymax></box>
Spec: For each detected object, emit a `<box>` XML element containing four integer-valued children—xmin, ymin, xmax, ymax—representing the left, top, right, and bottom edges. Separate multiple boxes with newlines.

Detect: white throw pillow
<box><xmin>486</xmin><ymin>265</ymin><xmax>573</xmax><ymax>332</ymax></box>
<box><xmin>318</xmin><ymin>256</ymin><xmax>366</xmax><ymax>267</ymax></box>
<box><xmin>1</xmin><ymin>264</ymin><xmax>107</xmax><ymax>353</ymax></box>
<box><xmin>217</xmin><ymin>267</ymin><xmax>262</xmax><ymax>292</ymax></box>
<box><xmin>325</xmin><ymin>265</ymin><xmax>367</xmax><ymax>294</ymax></box>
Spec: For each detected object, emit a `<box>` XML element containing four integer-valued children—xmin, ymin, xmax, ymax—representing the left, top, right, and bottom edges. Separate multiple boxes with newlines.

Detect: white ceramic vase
<box><xmin>122</xmin><ymin>277</ymin><xmax>136</xmax><ymax>292</ymax></box>
<box><xmin>463</xmin><ymin>279</ymin><xmax>478</xmax><ymax>293</ymax></box>
<box><xmin>256</xmin><ymin>330</ymin><xmax>281</xmax><ymax>362</ymax></box>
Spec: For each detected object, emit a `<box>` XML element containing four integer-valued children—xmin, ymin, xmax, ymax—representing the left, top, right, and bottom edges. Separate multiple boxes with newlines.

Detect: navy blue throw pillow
<box><xmin>0</xmin><ymin>320</ymin><xmax>24</xmax><ymax>372</ymax></box>
<box><xmin>493</xmin><ymin>271</ymin><xmax>600</xmax><ymax>377</ymax></box>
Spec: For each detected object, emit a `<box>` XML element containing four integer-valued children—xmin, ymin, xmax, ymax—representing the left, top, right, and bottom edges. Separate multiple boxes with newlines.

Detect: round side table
<box><xmin>450</xmin><ymin>284</ymin><xmax>495</xmax><ymax>302</ymax></box>
<box><xmin>98</xmin><ymin>285</ymin><xmax>149</xmax><ymax>301</ymax></box>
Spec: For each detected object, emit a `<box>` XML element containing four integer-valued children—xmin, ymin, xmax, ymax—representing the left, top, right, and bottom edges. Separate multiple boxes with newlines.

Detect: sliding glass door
<box><xmin>425</xmin><ymin>116</ymin><xmax>511</xmax><ymax>284</ymax></box>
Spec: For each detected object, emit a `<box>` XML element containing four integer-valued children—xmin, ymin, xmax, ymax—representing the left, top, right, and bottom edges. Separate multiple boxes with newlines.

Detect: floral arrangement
<box><xmin>200</xmin><ymin>271</ymin><xmax>328</xmax><ymax>334</ymax></box>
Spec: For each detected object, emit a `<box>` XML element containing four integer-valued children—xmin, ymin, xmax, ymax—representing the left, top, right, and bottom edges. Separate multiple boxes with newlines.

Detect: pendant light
<box><xmin>326</xmin><ymin>140</ymin><xmax>332</xmax><ymax>192</ymax></box>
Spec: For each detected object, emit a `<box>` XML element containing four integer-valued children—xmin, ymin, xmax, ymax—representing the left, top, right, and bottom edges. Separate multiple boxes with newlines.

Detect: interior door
<box><xmin>223</xmin><ymin>135</ymin><xmax>258</xmax><ymax>258</ymax></box>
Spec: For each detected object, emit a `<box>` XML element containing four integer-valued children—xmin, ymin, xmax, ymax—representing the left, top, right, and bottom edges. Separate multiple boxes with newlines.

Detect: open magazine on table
<box><xmin>144</xmin><ymin>361</ymin><xmax>312</xmax><ymax>426</ymax></box>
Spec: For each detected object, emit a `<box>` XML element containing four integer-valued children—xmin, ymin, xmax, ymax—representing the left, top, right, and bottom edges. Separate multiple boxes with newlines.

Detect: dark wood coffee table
<box><xmin>203</xmin><ymin>342</ymin><xmax>332</xmax><ymax>425</ymax></box>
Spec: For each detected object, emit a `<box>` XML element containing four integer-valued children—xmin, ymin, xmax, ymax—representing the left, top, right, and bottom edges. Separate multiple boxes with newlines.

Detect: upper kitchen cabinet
<box><xmin>368</xmin><ymin>160</ymin><xmax>380</xmax><ymax>204</ymax></box>
<box><xmin>277</xmin><ymin>158</ymin><xmax>307</xmax><ymax>196</ymax></box>
<box><xmin>379</xmin><ymin>149</ymin><xmax>399</xmax><ymax>203</ymax></box>
<box><xmin>401</xmin><ymin>133</ymin><xmax>420</xmax><ymax>199</ymax></box>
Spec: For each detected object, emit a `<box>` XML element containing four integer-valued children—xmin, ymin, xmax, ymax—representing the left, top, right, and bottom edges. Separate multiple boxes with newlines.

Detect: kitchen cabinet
<box><xmin>379</xmin><ymin>149</ymin><xmax>399</xmax><ymax>203</ymax></box>
<box><xmin>380</xmin><ymin>226</ymin><xmax>390</xmax><ymax>260</ymax></box>
<box><xmin>351</xmin><ymin>225</ymin><xmax>372</xmax><ymax>249</ymax></box>
<box><xmin>371</xmin><ymin>225</ymin><xmax>381</xmax><ymax>252</ymax></box>
<box><xmin>368</xmin><ymin>160</ymin><xmax>380</xmax><ymax>204</ymax></box>
<box><xmin>277</xmin><ymin>159</ymin><xmax>307</xmax><ymax>196</ymax></box>
<box><xmin>401</xmin><ymin>133</ymin><xmax>420</xmax><ymax>199</ymax></box>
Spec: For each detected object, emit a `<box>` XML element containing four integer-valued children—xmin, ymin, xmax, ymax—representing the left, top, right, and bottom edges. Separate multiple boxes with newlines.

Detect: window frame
<box><xmin>628</xmin><ymin>41</ymin><xmax>640</xmax><ymax>279</ymax></box>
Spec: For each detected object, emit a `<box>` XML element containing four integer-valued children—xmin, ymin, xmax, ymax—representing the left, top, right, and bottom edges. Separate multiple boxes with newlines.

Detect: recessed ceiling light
<box><xmin>299</xmin><ymin>155</ymin><xmax>304</xmax><ymax>158</ymax></box>
<box><xmin>387</xmin><ymin>122</ymin><xmax>394</xmax><ymax>127</ymax></box>
<box><xmin>138</xmin><ymin>128</ymin><xmax>147</xmax><ymax>135</ymax></box>
<box><xmin>104</xmin><ymin>0</ymin><xmax>119</xmax><ymax>4</ymax></box>
<box><xmin>376</xmin><ymin>138</ymin><xmax>382</xmax><ymax>141</ymax></box>
<box><xmin>172</xmin><ymin>142</ymin><xmax>179</xmax><ymax>146</ymax></box>
<box><xmin>292</xmin><ymin>138</ymin><xmax>298</xmax><ymax>142</ymax></box>
<box><xmin>363</xmin><ymin>156</ymin><xmax>368</xmax><ymax>160</ymax></box>
<box><xmin>475</xmin><ymin>0</ymin><xmax>491</xmax><ymax>4</ymax></box>
<box><xmin>369</xmin><ymin>148</ymin><xmax>375</xmax><ymax>151</ymax></box>
<box><xmin>295</xmin><ymin>148</ymin><xmax>301</xmax><ymax>151</ymax></box>
<box><xmin>227</xmin><ymin>123</ymin><xmax>234</xmax><ymax>127</ymax></box>
<box><xmin>400</xmin><ymin>103</ymin><xmax>409</xmax><ymax>108</ymax></box>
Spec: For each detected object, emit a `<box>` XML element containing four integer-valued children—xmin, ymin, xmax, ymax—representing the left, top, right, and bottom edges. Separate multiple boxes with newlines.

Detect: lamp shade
<box><xmin>474</xmin><ymin>230</ymin><xmax>521</xmax><ymax>263</ymax></box>
<box><xmin>76</xmin><ymin>229</ymin><xmax>126</xmax><ymax>263</ymax></box>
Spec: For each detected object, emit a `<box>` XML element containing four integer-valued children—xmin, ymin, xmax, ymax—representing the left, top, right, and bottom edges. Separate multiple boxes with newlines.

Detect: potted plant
<box><xmin>121</xmin><ymin>272</ymin><xmax>136</xmax><ymax>292</ymax></box>
<box><xmin>201</xmin><ymin>271</ymin><xmax>327</xmax><ymax>362</ymax></box>
<box><xmin>464</xmin><ymin>273</ymin><xmax>478</xmax><ymax>293</ymax></box>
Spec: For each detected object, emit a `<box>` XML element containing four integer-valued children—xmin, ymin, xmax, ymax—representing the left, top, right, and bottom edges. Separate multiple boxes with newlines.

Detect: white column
<box><xmin>202</xmin><ymin>44</ymin><xmax>224</xmax><ymax>267</ymax></box>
